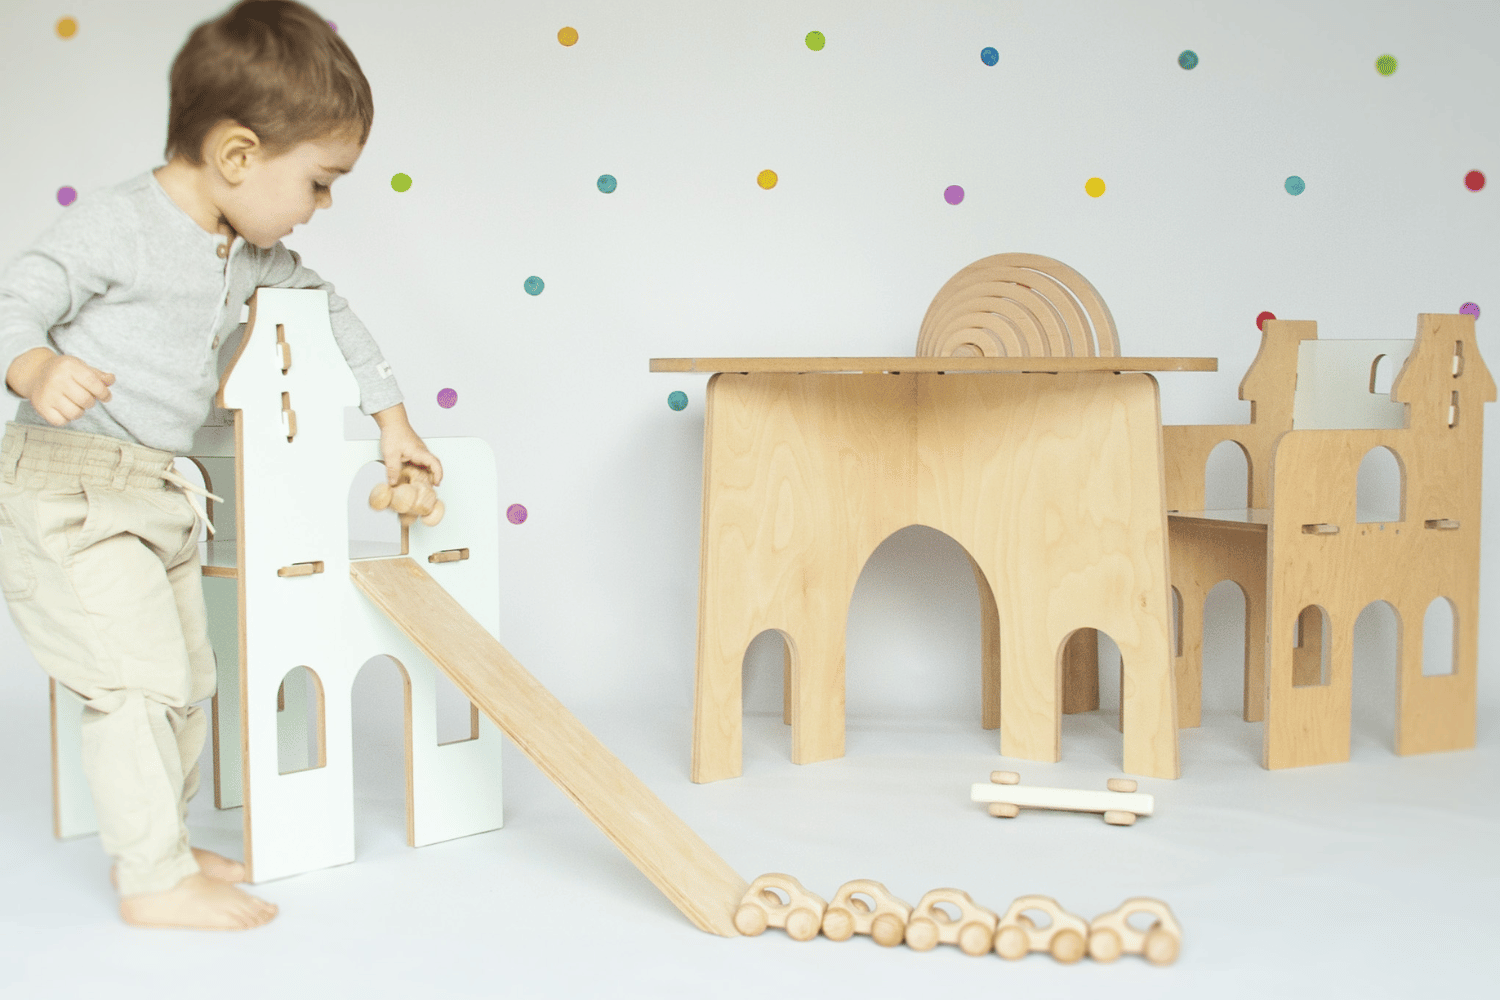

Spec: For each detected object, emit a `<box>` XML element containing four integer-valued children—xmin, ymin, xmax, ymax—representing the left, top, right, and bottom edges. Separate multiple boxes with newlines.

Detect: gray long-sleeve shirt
<box><xmin>0</xmin><ymin>170</ymin><xmax>403</xmax><ymax>454</ymax></box>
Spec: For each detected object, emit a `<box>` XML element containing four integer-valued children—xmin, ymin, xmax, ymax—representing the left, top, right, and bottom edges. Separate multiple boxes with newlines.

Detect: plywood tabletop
<box><xmin>650</xmin><ymin>356</ymin><xmax>1217</xmax><ymax>374</ymax></box>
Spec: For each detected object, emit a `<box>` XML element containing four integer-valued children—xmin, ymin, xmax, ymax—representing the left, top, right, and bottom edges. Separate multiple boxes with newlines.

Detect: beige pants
<box><xmin>0</xmin><ymin>423</ymin><xmax>213</xmax><ymax>896</ymax></box>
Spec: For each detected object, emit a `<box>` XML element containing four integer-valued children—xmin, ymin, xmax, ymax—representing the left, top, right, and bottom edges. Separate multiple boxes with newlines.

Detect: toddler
<box><xmin>0</xmin><ymin>0</ymin><xmax>439</xmax><ymax>929</ymax></box>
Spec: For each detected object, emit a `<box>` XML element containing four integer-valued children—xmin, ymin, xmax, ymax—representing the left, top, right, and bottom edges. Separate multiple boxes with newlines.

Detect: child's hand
<box><xmin>372</xmin><ymin>403</ymin><xmax>443</xmax><ymax>486</ymax></box>
<box><xmin>6</xmin><ymin>348</ymin><xmax>115</xmax><ymax>426</ymax></box>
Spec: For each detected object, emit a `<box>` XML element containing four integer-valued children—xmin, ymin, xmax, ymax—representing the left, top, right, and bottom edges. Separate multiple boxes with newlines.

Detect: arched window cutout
<box><xmin>743</xmin><ymin>628</ymin><xmax>791</xmax><ymax>722</ymax></box>
<box><xmin>1368</xmin><ymin>354</ymin><xmax>1394</xmax><ymax>395</ymax></box>
<box><xmin>436</xmin><ymin>671</ymin><xmax>480</xmax><ymax>745</ymax></box>
<box><xmin>1291</xmin><ymin>606</ymin><xmax>1330</xmax><ymax>687</ymax></box>
<box><xmin>1202</xmin><ymin>440</ymin><xmax>1250</xmax><ymax>510</ymax></box>
<box><xmin>1422</xmin><ymin>598</ymin><xmax>1457</xmax><ymax>676</ymax></box>
<box><xmin>1203</xmin><ymin>580</ymin><xmax>1248</xmax><ymax>711</ymax></box>
<box><xmin>277</xmin><ymin>665</ymin><xmax>327</xmax><ymax>774</ymax></box>
<box><xmin>348</xmin><ymin>460</ymin><xmax>404</xmax><ymax>559</ymax></box>
<box><xmin>1356</xmin><ymin>446</ymin><xmax>1403</xmax><ymax>523</ymax></box>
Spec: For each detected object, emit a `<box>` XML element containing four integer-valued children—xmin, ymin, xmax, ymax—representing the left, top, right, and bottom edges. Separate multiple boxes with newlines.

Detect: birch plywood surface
<box><xmin>350</xmin><ymin>557</ymin><xmax>748</xmax><ymax>937</ymax></box>
<box><xmin>652</xmin><ymin>356</ymin><xmax>1215</xmax><ymax>374</ymax></box>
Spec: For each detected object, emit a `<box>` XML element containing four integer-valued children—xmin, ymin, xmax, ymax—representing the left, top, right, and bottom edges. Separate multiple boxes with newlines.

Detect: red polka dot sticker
<box><xmin>1256</xmin><ymin>310</ymin><xmax>1276</xmax><ymax>330</ymax></box>
<box><xmin>56</xmin><ymin>186</ymin><xmax>77</xmax><ymax>207</ymax></box>
<box><xmin>437</xmin><ymin>388</ymin><xmax>457</xmax><ymax>409</ymax></box>
<box><xmin>506</xmin><ymin>504</ymin><xmax>528</xmax><ymax>525</ymax></box>
<box><xmin>1465</xmin><ymin>170</ymin><xmax>1486</xmax><ymax>191</ymax></box>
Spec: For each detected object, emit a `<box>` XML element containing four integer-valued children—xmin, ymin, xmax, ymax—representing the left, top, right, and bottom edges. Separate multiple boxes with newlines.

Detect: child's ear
<box><xmin>212</xmin><ymin>124</ymin><xmax>262</xmax><ymax>184</ymax></box>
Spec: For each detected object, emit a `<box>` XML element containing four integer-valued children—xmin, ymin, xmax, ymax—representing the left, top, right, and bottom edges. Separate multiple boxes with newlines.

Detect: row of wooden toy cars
<box><xmin>733</xmin><ymin>874</ymin><xmax>1181</xmax><ymax>965</ymax></box>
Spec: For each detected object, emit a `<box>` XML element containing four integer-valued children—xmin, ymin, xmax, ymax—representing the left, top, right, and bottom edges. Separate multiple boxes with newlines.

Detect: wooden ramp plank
<box><xmin>350</xmin><ymin>557</ymin><xmax>746</xmax><ymax>936</ymax></box>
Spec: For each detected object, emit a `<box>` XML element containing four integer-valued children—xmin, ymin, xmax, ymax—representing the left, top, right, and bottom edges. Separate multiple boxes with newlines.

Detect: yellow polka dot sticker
<box><xmin>558</xmin><ymin>26</ymin><xmax>578</xmax><ymax>46</ymax></box>
<box><xmin>1085</xmin><ymin>177</ymin><xmax>1106</xmax><ymax>198</ymax></box>
<box><xmin>56</xmin><ymin>16</ymin><xmax>78</xmax><ymax>38</ymax></box>
<box><xmin>757</xmin><ymin>169</ymin><xmax>778</xmax><ymax>190</ymax></box>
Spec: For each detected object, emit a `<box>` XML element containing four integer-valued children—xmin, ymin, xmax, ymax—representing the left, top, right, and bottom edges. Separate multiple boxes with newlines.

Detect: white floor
<box><xmin>3</xmin><ymin>635</ymin><xmax>1497</xmax><ymax>1000</ymax></box>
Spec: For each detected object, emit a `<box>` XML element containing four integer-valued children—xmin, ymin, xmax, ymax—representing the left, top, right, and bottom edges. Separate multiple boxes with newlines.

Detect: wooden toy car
<box><xmin>993</xmin><ymin>894</ymin><xmax>1089</xmax><ymax>962</ymax></box>
<box><xmin>820</xmin><ymin>879</ymin><xmax>912</xmax><ymax>947</ymax></box>
<box><xmin>1087</xmin><ymin>897</ymin><xmax>1182</xmax><ymax>965</ymax></box>
<box><xmin>903</xmin><ymin>888</ymin><xmax>997</xmax><ymax>956</ymax></box>
<box><xmin>733</xmin><ymin>873</ymin><xmax>827</xmax><ymax>941</ymax></box>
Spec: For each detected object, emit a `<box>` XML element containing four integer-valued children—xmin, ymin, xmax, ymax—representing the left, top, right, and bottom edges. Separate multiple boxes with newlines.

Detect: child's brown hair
<box><xmin>164</xmin><ymin>0</ymin><xmax>373</xmax><ymax>163</ymax></box>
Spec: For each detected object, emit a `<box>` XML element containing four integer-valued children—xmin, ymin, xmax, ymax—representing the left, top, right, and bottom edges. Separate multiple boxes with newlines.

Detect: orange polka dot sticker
<box><xmin>558</xmin><ymin>26</ymin><xmax>579</xmax><ymax>46</ymax></box>
<box><xmin>757</xmin><ymin>169</ymin><xmax>778</xmax><ymax>190</ymax></box>
<box><xmin>56</xmin><ymin>16</ymin><xmax>78</xmax><ymax>38</ymax></box>
<box><xmin>1085</xmin><ymin>177</ymin><xmax>1106</xmax><ymax>198</ymax></box>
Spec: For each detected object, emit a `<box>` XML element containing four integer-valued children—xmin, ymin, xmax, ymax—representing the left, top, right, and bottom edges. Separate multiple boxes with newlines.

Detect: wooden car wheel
<box><xmin>870</xmin><ymin>912</ymin><xmax>906</xmax><ymax>948</ymax></box>
<box><xmin>994</xmin><ymin>924</ymin><xmax>1030</xmax><ymax>960</ymax></box>
<box><xmin>1050</xmin><ymin>928</ymin><xmax>1086</xmax><ymax>964</ymax></box>
<box><xmin>957</xmin><ymin>921</ymin><xmax>993</xmax><ymax>957</ymax></box>
<box><xmin>1143</xmin><ymin>926</ymin><xmax>1180</xmax><ymax>966</ymax></box>
<box><xmin>733</xmin><ymin>902</ymin><xmax>768</xmax><ymax>936</ymax></box>
<box><xmin>1087</xmin><ymin>927</ymin><xmax>1122</xmax><ymax>962</ymax></box>
<box><xmin>821</xmin><ymin>905</ymin><xmax>855</xmax><ymax>942</ymax></box>
<box><xmin>904</xmin><ymin>916</ymin><xmax>939</xmax><ymax>951</ymax></box>
<box><xmin>785</xmin><ymin>907</ymin><xmax>821</xmax><ymax>942</ymax></box>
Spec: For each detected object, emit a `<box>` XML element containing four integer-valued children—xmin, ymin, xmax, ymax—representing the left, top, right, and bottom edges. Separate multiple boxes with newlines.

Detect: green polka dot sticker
<box><xmin>806</xmin><ymin>31</ymin><xmax>825</xmax><ymax>51</ymax></box>
<box><xmin>391</xmin><ymin>173</ymin><xmax>412</xmax><ymax>193</ymax></box>
<box><xmin>1376</xmin><ymin>54</ymin><xmax>1397</xmax><ymax>76</ymax></box>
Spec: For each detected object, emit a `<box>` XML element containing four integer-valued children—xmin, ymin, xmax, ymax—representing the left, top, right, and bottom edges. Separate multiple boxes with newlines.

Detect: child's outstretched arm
<box><xmin>6</xmin><ymin>347</ymin><xmax>115</xmax><ymax>426</ymax></box>
<box><xmin>372</xmin><ymin>403</ymin><xmax>443</xmax><ymax>486</ymax></box>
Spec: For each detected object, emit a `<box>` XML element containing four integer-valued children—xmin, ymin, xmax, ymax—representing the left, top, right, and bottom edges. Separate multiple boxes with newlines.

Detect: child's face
<box><xmin>221</xmin><ymin>132</ymin><xmax>364</xmax><ymax>249</ymax></box>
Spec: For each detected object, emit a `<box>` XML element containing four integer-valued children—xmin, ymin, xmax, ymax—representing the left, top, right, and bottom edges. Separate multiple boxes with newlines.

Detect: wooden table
<box><xmin>655</xmin><ymin>356</ymin><xmax>1216</xmax><ymax>782</ymax></box>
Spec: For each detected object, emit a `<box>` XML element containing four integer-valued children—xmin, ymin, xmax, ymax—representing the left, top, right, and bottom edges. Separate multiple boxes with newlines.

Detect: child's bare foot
<box><xmin>119</xmin><ymin>872</ymin><xmax>277</xmax><ymax>930</ymax></box>
<box><xmin>111</xmin><ymin>847</ymin><xmax>247</xmax><ymax>888</ymax></box>
<box><xmin>191</xmin><ymin>847</ymin><xmax>247</xmax><ymax>883</ymax></box>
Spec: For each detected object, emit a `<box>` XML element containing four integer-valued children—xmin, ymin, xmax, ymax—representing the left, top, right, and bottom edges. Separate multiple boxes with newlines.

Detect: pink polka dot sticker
<box><xmin>506</xmin><ymin>503</ymin><xmax>528</xmax><ymax>525</ymax></box>
<box><xmin>437</xmin><ymin>387</ymin><xmax>457</xmax><ymax>408</ymax></box>
<box><xmin>1256</xmin><ymin>310</ymin><xmax>1276</xmax><ymax>330</ymax></box>
<box><xmin>1460</xmin><ymin>302</ymin><xmax>1480</xmax><ymax>319</ymax></box>
<box><xmin>56</xmin><ymin>186</ymin><xmax>77</xmax><ymax>207</ymax></box>
<box><xmin>944</xmin><ymin>185</ymin><xmax>965</xmax><ymax>205</ymax></box>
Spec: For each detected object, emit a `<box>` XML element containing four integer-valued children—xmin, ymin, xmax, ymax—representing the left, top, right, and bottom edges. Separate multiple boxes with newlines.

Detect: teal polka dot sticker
<box><xmin>1178</xmin><ymin>50</ymin><xmax>1198</xmax><ymax>70</ymax></box>
<box><xmin>524</xmin><ymin>275</ymin><xmax>545</xmax><ymax>295</ymax></box>
<box><xmin>597</xmin><ymin>174</ymin><xmax>617</xmax><ymax>194</ymax></box>
<box><xmin>1284</xmin><ymin>175</ymin><xmax>1306</xmax><ymax>196</ymax></box>
<box><xmin>667</xmin><ymin>390</ymin><xmax>688</xmax><ymax>411</ymax></box>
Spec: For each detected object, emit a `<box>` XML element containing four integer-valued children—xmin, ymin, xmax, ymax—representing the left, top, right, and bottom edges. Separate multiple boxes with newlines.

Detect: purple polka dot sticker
<box><xmin>944</xmin><ymin>185</ymin><xmax>965</xmax><ymax>205</ymax></box>
<box><xmin>1460</xmin><ymin>302</ymin><xmax>1480</xmax><ymax>319</ymax></box>
<box><xmin>506</xmin><ymin>503</ymin><xmax>528</xmax><ymax>525</ymax></box>
<box><xmin>56</xmin><ymin>186</ymin><xmax>77</xmax><ymax>207</ymax></box>
<box><xmin>437</xmin><ymin>387</ymin><xmax>457</xmax><ymax>408</ymax></box>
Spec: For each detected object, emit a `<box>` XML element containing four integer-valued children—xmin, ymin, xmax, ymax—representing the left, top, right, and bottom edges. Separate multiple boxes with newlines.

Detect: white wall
<box><xmin>1</xmin><ymin>0</ymin><xmax>1495</xmax><ymax>734</ymax></box>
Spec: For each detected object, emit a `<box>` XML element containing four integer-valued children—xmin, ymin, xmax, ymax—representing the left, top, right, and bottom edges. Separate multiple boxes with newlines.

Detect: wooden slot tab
<box><xmin>428</xmin><ymin>547</ymin><xmax>470</xmax><ymax>564</ymax></box>
<box><xmin>1300</xmin><ymin>522</ymin><xmax>1339</xmax><ymax>535</ymax></box>
<box><xmin>276</xmin><ymin>560</ymin><xmax>325</xmax><ymax>578</ymax></box>
<box><xmin>1424</xmin><ymin>518</ymin><xmax>1460</xmax><ymax>530</ymax></box>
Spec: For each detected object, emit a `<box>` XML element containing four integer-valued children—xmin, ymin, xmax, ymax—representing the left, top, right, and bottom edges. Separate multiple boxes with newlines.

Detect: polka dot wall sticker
<box><xmin>981</xmin><ymin>46</ymin><xmax>999</xmax><ymax>66</ymax></box>
<box><xmin>1257</xmin><ymin>311</ymin><xmax>1276</xmax><ymax>330</ymax></box>
<box><xmin>437</xmin><ymin>388</ymin><xmax>457</xmax><ymax>409</ymax></box>
<box><xmin>1085</xmin><ymin>177</ymin><xmax>1106</xmax><ymax>198</ymax></box>
<box><xmin>506</xmin><ymin>503</ymin><xmax>528</xmax><ymax>525</ymax></box>
<box><xmin>805</xmin><ymin>31</ymin><xmax>825</xmax><ymax>51</ymax></box>
<box><xmin>524</xmin><ymin>275</ymin><xmax>545</xmax><ymax>296</ymax></box>
<box><xmin>1460</xmin><ymin>302</ymin><xmax>1480</xmax><ymax>318</ymax></box>
<box><xmin>56</xmin><ymin>186</ymin><xmax>77</xmax><ymax>207</ymax></box>
<box><xmin>1284</xmin><ymin>175</ymin><xmax>1306</xmax><ymax>195</ymax></box>
<box><xmin>1465</xmin><ymin>170</ymin><xmax>1485</xmax><ymax>191</ymax></box>
<box><xmin>328</xmin><ymin>21</ymin><xmax>338</xmax><ymax>32</ymax></box>
<box><xmin>558</xmin><ymin>26</ymin><xmax>579</xmax><ymax>46</ymax></box>
<box><xmin>668</xmin><ymin>390</ymin><xmax>688</xmax><ymax>411</ymax></box>
<box><xmin>56</xmin><ymin>16</ymin><xmax>77</xmax><ymax>38</ymax></box>
<box><xmin>758</xmin><ymin>169</ymin><xmax>779</xmax><ymax>190</ymax></box>
<box><xmin>1375</xmin><ymin>54</ymin><xmax>1397</xmax><ymax>76</ymax></box>
<box><xmin>1178</xmin><ymin>49</ymin><xmax>1198</xmax><ymax>70</ymax></box>
<box><xmin>597</xmin><ymin>174</ymin><xmax>617</xmax><ymax>194</ymax></box>
<box><xmin>944</xmin><ymin>185</ymin><xmax>965</xmax><ymax>205</ymax></box>
<box><xmin>391</xmin><ymin>173</ymin><xmax>412</xmax><ymax>192</ymax></box>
